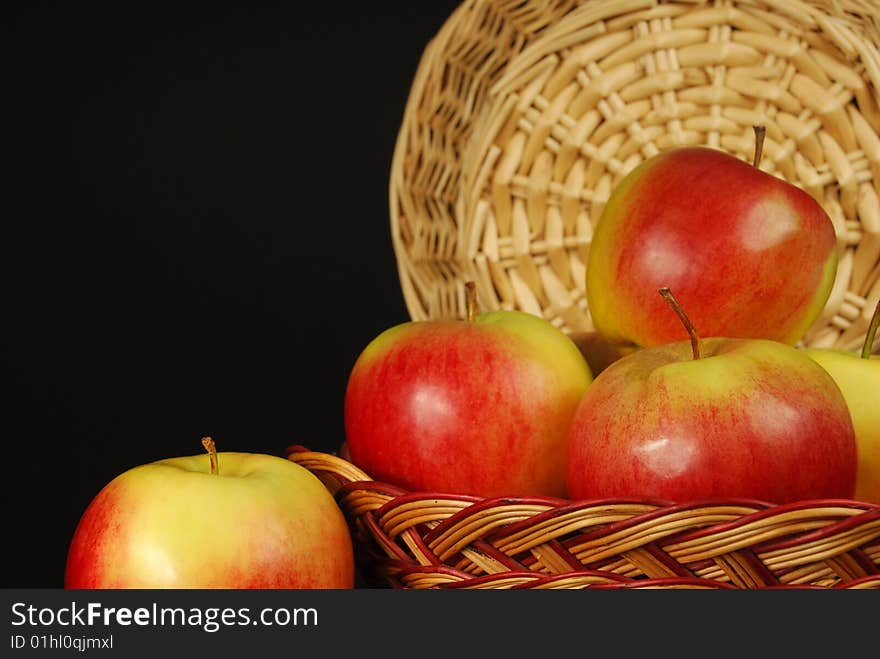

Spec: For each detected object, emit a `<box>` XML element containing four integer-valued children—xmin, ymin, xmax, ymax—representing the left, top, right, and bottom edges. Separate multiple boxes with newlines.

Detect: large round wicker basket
<box><xmin>389</xmin><ymin>0</ymin><xmax>880</xmax><ymax>352</ymax></box>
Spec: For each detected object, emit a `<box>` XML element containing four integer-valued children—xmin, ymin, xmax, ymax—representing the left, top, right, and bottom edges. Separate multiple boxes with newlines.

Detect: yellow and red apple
<box><xmin>343</xmin><ymin>283</ymin><xmax>592</xmax><ymax>498</ymax></box>
<box><xmin>586</xmin><ymin>143</ymin><xmax>837</xmax><ymax>348</ymax></box>
<box><xmin>65</xmin><ymin>439</ymin><xmax>355</xmax><ymax>589</ymax></box>
<box><xmin>566</xmin><ymin>289</ymin><xmax>857</xmax><ymax>504</ymax></box>
<box><xmin>804</xmin><ymin>298</ymin><xmax>880</xmax><ymax>503</ymax></box>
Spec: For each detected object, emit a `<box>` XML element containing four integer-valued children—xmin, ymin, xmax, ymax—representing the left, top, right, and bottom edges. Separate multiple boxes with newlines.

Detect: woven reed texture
<box><xmin>389</xmin><ymin>0</ymin><xmax>880</xmax><ymax>353</ymax></box>
<box><xmin>287</xmin><ymin>447</ymin><xmax>880</xmax><ymax>589</ymax></box>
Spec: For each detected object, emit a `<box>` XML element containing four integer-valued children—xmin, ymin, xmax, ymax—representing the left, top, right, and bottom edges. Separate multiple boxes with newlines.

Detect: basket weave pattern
<box><xmin>287</xmin><ymin>448</ymin><xmax>880</xmax><ymax>589</ymax></box>
<box><xmin>390</xmin><ymin>0</ymin><xmax>880</xmax><ymax>352</ymax></box>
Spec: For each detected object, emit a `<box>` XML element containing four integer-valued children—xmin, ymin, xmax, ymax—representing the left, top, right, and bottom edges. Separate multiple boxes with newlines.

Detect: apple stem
<box><xmin>659</xmin><ymin>287</ymin><xmax>701</xmax><ymax>360</ymax></box>
<box><xmin>862</xmin><ymin>297</ymin><xmax>880</xmax><ymax>359</ymax></box>
<box><xmin>752</xmin><ymin>125</ymin><xmax>766</xmax><ymax>169</ymax></box>
<box><xmin>201</xmin><ymin>436</ymin><xmax>219</xmax><ymax>476</ymax></box>
<box><xmin>465</xmin><ymin>281</ymin><xmax>477</xmax><ymax>322</ymax></box>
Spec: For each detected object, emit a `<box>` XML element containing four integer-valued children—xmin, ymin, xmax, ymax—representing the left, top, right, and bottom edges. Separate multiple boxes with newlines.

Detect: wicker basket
<box><xmin>389</xmin><ymin>0</ymin><xmax>880</xmax><ymax>352</ymax></box>
<box><xmin>287</xmin><ymin>447</ymin><xmax>880</xmax><ymax>589</ymax></box>
<box><xmin>320</xmin><ymin>0</ymin><xmax>880</xmax><ymax>590</ymax></box>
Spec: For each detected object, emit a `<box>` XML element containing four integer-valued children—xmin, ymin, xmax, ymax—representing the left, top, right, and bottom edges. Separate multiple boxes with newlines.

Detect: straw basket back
<box><xmin>389</xmin><ymin>0</ymin><xmax>880</xmax><ymax>353</ymax></box>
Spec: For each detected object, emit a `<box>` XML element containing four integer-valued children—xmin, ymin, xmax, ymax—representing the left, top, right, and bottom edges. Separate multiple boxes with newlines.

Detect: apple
<box><xmin>343</xmin><ymin>282</ymin><xmax>592</xmax><ymax>498</ymax></box>
<box><xmin>804</xmin><ymin>297</ymin><xmax>880</xmax><ymax>503</ymax></box>
<box><xmin>586</xmin><ymin>127</ymin><xmax>837</xmax><ymax>348</ymax></box>
<box><xmin>568</xmin><ymin>330</ymin><xmax>638</xmax><ymax>377</ymax></box>
<box><xmin>565</xmin><ymin>288</ymin><xmax>857</xmax><ymax>504</ymax></box>
<box><xmin>65</xmin><ymin>438</ymin><xmax>355</xmax><ymax>588</ymax></box>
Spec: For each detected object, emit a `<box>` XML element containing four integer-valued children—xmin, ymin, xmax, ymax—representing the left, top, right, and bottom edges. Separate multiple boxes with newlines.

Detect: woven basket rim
<box><xmin>286</xmin><ymin>444</ymin><xmax>879</xmax><ymax>511</ymax></box>
<box><xmin>286</xmin><ymin>446</ymin><xmax>880</xmax><ymax>590</ymax></box>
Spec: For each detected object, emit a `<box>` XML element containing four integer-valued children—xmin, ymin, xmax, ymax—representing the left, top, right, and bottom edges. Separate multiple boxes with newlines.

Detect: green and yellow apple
<box><xmin>586</xmin><ymin>137</ymin><xmax>837</xmax><ymax>348</ymax></box>
<box><xmin>565</xmin><ymin>289</ymin><xmax>857</xmax><ymax>504</ymax></box>
<box><xmin>344</xmin><ymin>282</ymin><xmax>592</xmax><ymax>498</ymax></box>
<box><xmin>804</xmin><ymin>298</ymin><xmax>880</xmax><ymax>503</ymax></box>
<box><xmin>65</xmin><ymin>438</ymin><xmax>355</xmax><ymax>588</ymax></box>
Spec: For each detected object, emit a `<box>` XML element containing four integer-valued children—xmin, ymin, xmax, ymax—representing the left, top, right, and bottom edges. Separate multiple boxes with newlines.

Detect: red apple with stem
<box><xmin>344</xmin><ymin>282</ymin><xmax>592</xmax><ymax>498</ymax></box>
<box><xmin>65</xmin><ymin>438</ymin><xmax>355</xmax><ymax>588</ymax></box>
<box><xmin>586</xmin><ymin>126</ymin><xmax>837</xmax><ymax>348</ymax></box>
<box><xmin>804</xmin><ymin>297</ymin><xmax>880</xmax><ymax>503</ymax></box>
<box><xmin>565</xmin><ymin>287</ymin><xmax>857</xmax><ymax>504</ymax></box>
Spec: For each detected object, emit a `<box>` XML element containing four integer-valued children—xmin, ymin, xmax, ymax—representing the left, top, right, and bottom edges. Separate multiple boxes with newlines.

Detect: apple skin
<box><xmin>565</xmin><ymin>338</ymin><xmax>857</xmax><ymax>504</ymax></box>
<box><xmin>344</xmin><ymin>310</ymin><xmax>593</xmax><ymax>498</ymax></box>
<box><xmin>803</xmin><ymin>348</ymin><xmax>880</xmax><ymax>504</ymax></box>
<box><xmin>65</xmin><ymin>452</ymin><xmax>355</xmax><ymax>589</ymax></box>
<box><xmin>568</xmin><ymin>330</ymin><xmax>638</xmax><ymax>377</ymax></box>
<box><xmin>586</xmin><ymin>147</ymin><xmax>837</xmax><ymax>348</ymax></box>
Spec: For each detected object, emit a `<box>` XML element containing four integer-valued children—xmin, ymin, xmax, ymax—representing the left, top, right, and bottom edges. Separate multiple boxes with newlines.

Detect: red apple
<box><xmin>586</xmin><ymin>130</ymin><xmax>837</xmax><ymax>348</ymax></box>
<box><xmin>565</xmin><ymin>289</ymin><xmax>857</xmax><ymax>504</ymax></box>
<box><xmin>65</xmin><ymin>438</ymin><xmax>355</xmax><ymax>588</ymax></box>
<box><xmin>344</xmin><ymin>282</ymin><xmax>592</xmax><ymax>498</ymax></box>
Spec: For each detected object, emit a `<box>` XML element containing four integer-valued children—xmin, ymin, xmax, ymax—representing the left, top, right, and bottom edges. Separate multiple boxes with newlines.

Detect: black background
<box><xmin>4</xmin><ymin>1</ymin><xmax>462</xmax><ymax>588</ymax></box>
